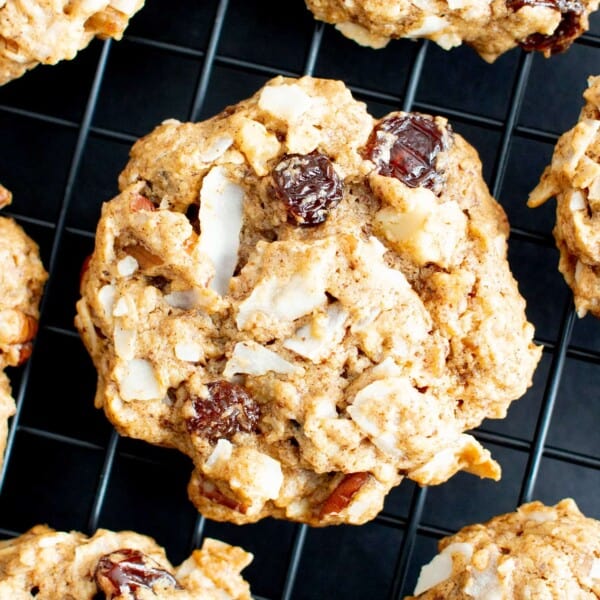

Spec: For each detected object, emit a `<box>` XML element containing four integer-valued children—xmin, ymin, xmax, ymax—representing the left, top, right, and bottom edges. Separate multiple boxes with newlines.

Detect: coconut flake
<box><xmin>117</xmin><ymin>255</ymin><xmax>139</xmax><ymax>277</ymax></box>
<box><xmin>117</xmin><ymin>359</ymin><xmax>162</xmax><ymax>401</ymax></box>
<box><xmin>109</xmin><ymin>0</ymin><xmax>140</xmax><ymax>14</ymax></box>
<box><xmin>223</xmin><ymin>341</ymin><xmax>298</xmax><ymax>379</ymax></box>
<box><xmin>258</xmin><ymin>83</ymin><xmax>314</xmax><ymax>121</ymax></box>
<box><xmin>98</xmin><ymin>284</ymin><xmax>116</xmax><ymax>316</ymax></box>
<box><xmin>414</xmin><ymin>543</ymin><xmax>474</xmax><ymax>595</ymax></box>
<box><xmin>569</xmin><ymin>190</ymin><xmax>587</xmax><ymax>211</ymax></box>
<box><xmin>282</xmin><ymin>303</ymin><xmax>348</xmax><ymax>362</ymax></box>
<box><xmin>175</xmin><ymin>341</ymin><xmax>203</xmax><ymax>362</ymax></box>
<box><xmin>112</xmin><ymin>297</ymin><xmax>129</xmax><ymax>317</ymax></box>
<box><xmin>247</xmin><ymin>453</ymin><xmax>283</xmax><ymax>499</ymax></box>
<box><xmin>198</xmin><ymin>135</ymin><xmax>234</xmax><ymax>163</ymax></box>
<box><xmin>198</xmin><ymin>166</ymin><xmax>244</xmax><ymax>296</ymax></box>
<box><xmin>406</xmin><ymin>15</ymin><xmax>449</xmax><ymax>37</ymax></box>
<box><xmin>589</xmin><ymin>558</ymin><xmax>600</xmax><ymax>581</ymax></box>
<box><xmin>205</xmin><ymin>439</ymin><xmax>233</xmax><ymax>470</ymax></box>
<box><xmin>164</xmin><ymin>289</ymin><xmax>201</xmax><ymax>310</ymax></box>
<box><xmin>114</xmin><ymin>326</ymin><xmax>136</xmax><ymax>360</ymax></box>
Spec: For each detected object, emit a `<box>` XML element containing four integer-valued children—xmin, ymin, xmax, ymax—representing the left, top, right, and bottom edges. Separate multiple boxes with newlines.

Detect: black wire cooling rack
<box><xmin>1</xmin><ymin>1</ymin><xmax>599</xmax><ymax>598</ymax></box>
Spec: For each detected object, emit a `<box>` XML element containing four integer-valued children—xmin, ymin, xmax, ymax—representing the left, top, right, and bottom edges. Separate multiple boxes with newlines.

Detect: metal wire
<box><xmin>0</xmin><ymin>4</ymin><xmax>598</xmax><ymax>599</ymax></box>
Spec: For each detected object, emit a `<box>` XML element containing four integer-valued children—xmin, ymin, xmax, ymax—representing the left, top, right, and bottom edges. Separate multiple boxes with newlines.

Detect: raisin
<box><xmin>363</xmin><ymin>114</ymin><xmax>448</xmax><ymax>193</ymax></box>
<box><xmin>187</xmin><ymin>381</ymin><xmax>260</xmax><ymax>443</ymax></box>
<box><xmin>95</xmin><ymin>549</ymin><xmax>179</xmax><ymax>598</ymax></box>
<box><xmin>507</xmin><ymin>0</ymin><xmax>585</xmax><ymax>55</ymax></box>
<box><xmin>519</xmin><ymin>10</ymin><xmax>584</xmax><ymax>55</ymax></box>
<box><xmin>319</xmin><ymin>472</ymin><xmax>370</xmax><ymax>518</ymax></box>
<box><xmin>272</xmin><ymin>151</ymin><xmax>343</xmax><ymax>225</ymax></box>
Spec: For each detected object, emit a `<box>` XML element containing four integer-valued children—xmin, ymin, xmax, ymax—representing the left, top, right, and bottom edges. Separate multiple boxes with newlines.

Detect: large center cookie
<box><xmin>76</xmin><ymin>76</ymin><xmax>541</xmax><ymax>526</ymax></box>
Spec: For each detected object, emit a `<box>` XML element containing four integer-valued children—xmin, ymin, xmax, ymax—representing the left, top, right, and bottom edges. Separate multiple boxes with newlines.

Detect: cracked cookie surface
<box><xmin>0</xmin><ymin>0</ymin><xmax>145</xmax><ymax>85</ymax></box>
<box><xmin>529</xmin><ymin>76</ymin><xmax>600</xmax><ymax>318</ymax></box>
<box><xmin>409</xmin><ymin>498</ymin><xmax>600</xmax><ymax>598</ymax></box>
<box><xmin>0</xmin><ymin>184</ymin><xmax>47</xmax><ymax>470</ymax></box>
<box><xmin>0</xmin><ymin>525</ymin><xmax>252</xmax><ymax>599</ymax></box>
<box><xmin>76</xmin><ymin>76</ymin><xmax>541</xmax><ymax>526</ymax></box>
<box><xmin>304</xmin><ymin>0</ymin><xmax>598</xmax><ymax>62</ymax></box>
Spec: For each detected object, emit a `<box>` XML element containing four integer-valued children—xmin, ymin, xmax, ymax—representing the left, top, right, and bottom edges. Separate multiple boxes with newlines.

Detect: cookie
<box><xmin>0</xmin><ymin>184</ymin><xmax>47</xmax><ymax>468</ymax></box>
<box><xmin>0</xmin><ymin>0</ymin><xmax>145</xmax><ymax>85</ymax></box>
<box><xmin>0</xmin><ymin>525</ymin><xmax>252</xmax><ymax>599</ymax></box>
<box><xmin>75</xmin><ymin>76</ymin><xmax>541</xmax><ymax>526</ymax></box>
<box><xmin>528</xmin><ymin>76</ymin><xmax>600</xmax><ymax>318</ymax></box>
<box><xmin>409</xmin><ymin>498</ymin><xmax>600</xmax><ymax>598</ymax></box>
<box><xmin>304</xmin><ymin>0</ymin><xmax>598</xmax><ymax>62</ymax></box>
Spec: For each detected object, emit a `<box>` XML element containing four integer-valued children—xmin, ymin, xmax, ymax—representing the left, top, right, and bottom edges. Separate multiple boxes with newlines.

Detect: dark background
<box><xmin>0</xmin><ymin>2</ymin><xmax>599</xmax><ymax>598</ymax></box>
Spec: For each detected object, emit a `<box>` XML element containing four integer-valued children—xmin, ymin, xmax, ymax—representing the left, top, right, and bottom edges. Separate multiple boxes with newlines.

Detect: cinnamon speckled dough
<box><xmin>0</xmin><ymin>525</ymin><xmax>252</xmax><ymax>599</ymax></box>
<box><xmin>0</xmin><ymin>0</ymin><xmax>145</xmax><ymax>85</ymax></box>
<box><xmin>304</xmin><ymin>0</ymin><xmax>599</xmax><ymax>62</ymax></box>
<box><xmin>409</xmin><ymin>499</ymin><xmax>600</xmax><ymax>598</ymax></box>
<box><xmin>0</xmin><ymin>184</ymin><xmax>47</xmax><ymax>469</ymax></box>
<box><xmin>76</xmin><ymin>76</ymin><xmax>541</xmax><ymax>526</ymax></box>
<box><xmin>529</xmin><ymin>76</ymin><xmax>600</xmax><ymax>318</ymax></box>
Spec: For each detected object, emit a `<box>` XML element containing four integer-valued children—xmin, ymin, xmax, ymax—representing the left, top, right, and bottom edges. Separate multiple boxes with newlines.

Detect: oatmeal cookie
<box><xmin>0</xmin><ymin>0</ymin><xmax>145</xmax><ymax>85</ymax></box>
<box><xmin>0</xmin><ymin>525</ymin><xmax>252</xmax><ymax>599</ymax></box>
<box><xmin>409</xmin><ymin>498</ymin><xmax>600</xmax><ymax>598</ymax></box>
<box><xmin>304</xmin><ymin>0</ymin><xmax>598</xmax><ymax>62</ymax></box>
<box><xmin>529</xmin><ymin>76</ymin><xmax>600</xmax><ymax>318</ymax></box>
<box><xmin>76</xmin><ymin>76</ymin><xmax>541</xmax><ymax>526</ymax></box>
<box><xmin>0</xmin><ymin>184</ymin><xmax>47</xmax><ymax>469</ymax></box>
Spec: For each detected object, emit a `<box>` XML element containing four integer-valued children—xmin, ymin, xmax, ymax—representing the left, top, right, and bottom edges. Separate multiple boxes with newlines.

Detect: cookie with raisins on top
<box><xmin>0</xmin><ymin>525</ymin><xmax>252</xmax><ymax>599</ymax></box>
<box><xmin>408</xmin><ymin>499</ymin><xmax>600</xmax><ymax>598</ymax></box>
<box><xmin>304</xmin><ymin>0</ymin><xmax>598</xmax><ymax>62</ymax></box>
<box><xmin>529</xmin><ymin>76</ymin><xmax>600</xmax><ymax>318</ymax></box>
<box><xmin>76</xmin><ymin>76</ymin><xmax>541</xmax><ymax>526</ymax></box>
<box><xmin>0</xmin><ymin>184</ymin><xmax>47</xmax><ymax>471</ymax></box>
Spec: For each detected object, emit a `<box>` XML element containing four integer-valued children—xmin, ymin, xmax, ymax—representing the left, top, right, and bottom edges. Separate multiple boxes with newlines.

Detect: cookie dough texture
<box><xmin>0</xmin><ymin>525</ymin><xmax>252</xmax><ymax>599</ymax></box>
<box><xmin>304</xmin><ymin>0</ymin><xmax>598</xmax><ymax>62</ymax></box>
<box><xmin>0</xmin><ymin>184</ymin><xmax>47</xmax><ymax>469</ymax></box>
<box><xmin>76</xmin><ymin>76</ymin><xmax>541</xmax><ymax>526</ymax></box>
<box><xmin>529</xmin><ymin>76</ymin><xmax>600</xmax><ymax>318</ymax></box>
<box><xmin>409</xmin><ymin>499</ymin><xmax>600</xmax><ymax>598</ymax></box>
<box><xmin>0</xmin><ymin>0</ymin><xmax>145</xmax><ymax>85</ymax></box>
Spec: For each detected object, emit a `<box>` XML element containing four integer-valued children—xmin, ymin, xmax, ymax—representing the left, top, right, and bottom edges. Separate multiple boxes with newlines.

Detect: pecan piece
<box><xmin>319</xmin><ymin>472</ymin><xmax>370</xmax><ymax>518</ymax></box>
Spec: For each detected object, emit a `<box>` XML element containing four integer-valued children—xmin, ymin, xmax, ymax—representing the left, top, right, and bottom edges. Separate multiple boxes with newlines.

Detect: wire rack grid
<box><xmin>0</xmin><ymin>1</ymin><xmax>599</xmax><ymax>598</ymax></box>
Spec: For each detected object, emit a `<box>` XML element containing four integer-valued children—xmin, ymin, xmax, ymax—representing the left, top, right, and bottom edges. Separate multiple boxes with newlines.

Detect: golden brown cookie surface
<box><xmin>76</xmin><ymin>76</ymin><xmax>541</xmax><ymax>526</ymax></box>
<box><xmin>0</xmin><ymin>0</ymin><xmax>145</xmax><ymax>85</ymax></box>
<box><xmin>304</xmin><ymin>0</ymin><xmax>598</xmax><ymax>62</ymax></box>
<box><xmin>409</xmin><ymin>499</ymin><xmax>600</xmax><ymax>598</ymax></box>
<box><xmin>0</xmin><ymin>184</ymin><xmax>47</xmax><ymax>470</ymax></box>
<box><xmin>0</xmin><ymin>525</ymin><xmax>252</xmax><ymax>599</ymax></box>
<box><xmin>529</xmin><ymin>76</ymin><xmax>600</xmax><ymax>318</ymax></box>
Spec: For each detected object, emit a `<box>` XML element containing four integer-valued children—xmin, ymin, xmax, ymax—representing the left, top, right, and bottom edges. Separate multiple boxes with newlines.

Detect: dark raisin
<box><xmin>272</xmin><ymin>151</ymin><xmax>343</xmax><ymax>225</ymax></box>
<box><xmin>363</xmin><ymin>114</ymin><xmax>448</xmax><ymax>193</ymax></box>
<box><xmin>147</xmin><ymin>275</ymin><xmax>169</xmax><ymax>291</ymax></box>
<box><xmin>184</xmin><ymin>202</ymin><xmax>200</xmax><ymax>235</ymax></box>
<box><xmin>187</xmin><ymin>381</ymin><xmax>260</xmax><ymax>443</ymax></box>
<box><xmin>95</xmin><ymin>549</ymin><xmax>179</xmax><ymax>598</ymax></box>
<box><xmin>519</xmin><ymin>10</ymin><xmax>584</xmax><ymax>55</ymax></box>
<box><xmin>506</xmin><ymin>0</ymin><xmax>582</xmax><ymax>12</ymax></box>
